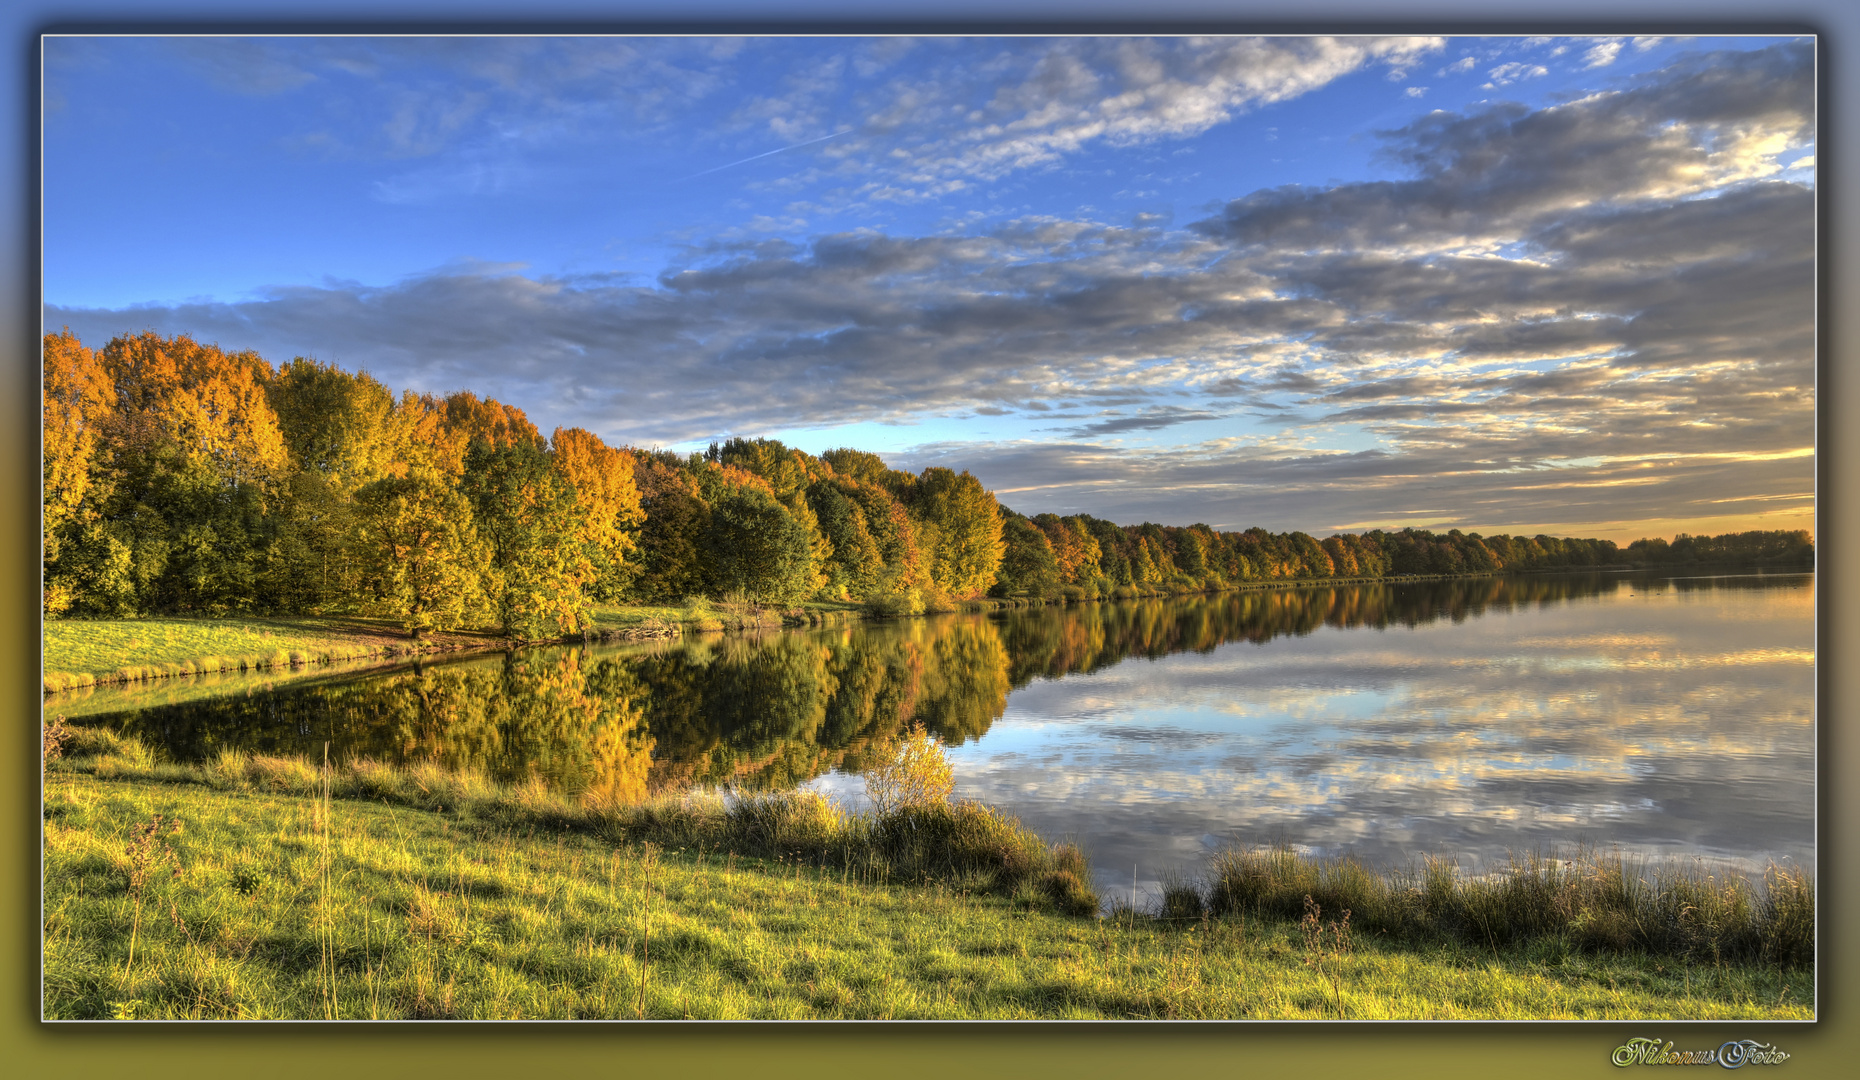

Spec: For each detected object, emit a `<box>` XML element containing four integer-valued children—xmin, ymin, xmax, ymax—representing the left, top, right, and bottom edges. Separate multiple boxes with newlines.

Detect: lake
<box><xmin>49</xmin><ymin>570</ymin><xmax>1814</xmax><ymax>901</ymax></box>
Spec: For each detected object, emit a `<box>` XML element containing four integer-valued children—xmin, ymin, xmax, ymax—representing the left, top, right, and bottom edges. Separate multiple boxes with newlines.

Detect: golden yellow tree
<box><xmin>41</xmin><ymin>331</ymin><xmax>116</xmax><ymax>556</ymax></box>
<box><xmin>98</xmin><ymin>331</ymin><xmax>287</xmax><ymax>491</ymax></box>
<box><xmin>549</xmin><ymin>427</ymin><xmax>645</xmax><ymax>600</ymax></box>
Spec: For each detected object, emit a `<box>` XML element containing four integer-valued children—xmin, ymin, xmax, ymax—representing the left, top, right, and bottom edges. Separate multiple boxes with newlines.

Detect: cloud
<box><xmin>48</xmin><ymin>42</ymin><xmax>1813</xmax><ymax>538</ymax></box>
<box><xmin>1061</xmin><ymin>407</ymin><xmax>1227</xmax><ymax>437</ymax></box>
<box><xmin>1483</xmin><ymin>61</ymin><xmax>1549</xmax><ymax>87</ymax></box>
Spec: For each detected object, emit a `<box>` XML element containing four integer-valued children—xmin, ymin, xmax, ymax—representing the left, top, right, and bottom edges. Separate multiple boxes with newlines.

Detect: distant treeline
<box><xmin>41</xmin><ymin>330</ymin><xmax>1813</xmax><ymax>636</ymax></box>
<box><xmin>1622</xmin><ymin>530</ymin><xmax>1816</xmax><ymax>567</ymax></box>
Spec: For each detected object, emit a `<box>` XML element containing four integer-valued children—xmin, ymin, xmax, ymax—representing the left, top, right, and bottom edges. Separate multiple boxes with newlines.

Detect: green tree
<box><xmin>265</xmin><ymin>358</ymin><xmax>400</xmax><ymax>612</ymax></box>
<box><xmin>990</xmin><ymin>513</ymin><xmax>1062</xmax><ymax>598</ymax></box>
<box><xmin>630</xmin><ymin>454</ymin><xmax>711</xmax><ymax>602</ymax></box>
<box><xmin>703</xmin><ymin>483</ymin><xmax>816</xmax><ymax>606</ymax></box>
<box><xmin>461</xmin><ymin>440</ymin><xmax>588</xmax><ymax>638</ymax></box>
<box><xmin>808</xmin><ymin>479</ymin><xmax>886</xmax><ymax>600</ymax></box>
<box><xmin>352</xmin><ymin>471</ymin><xmax>491</xmax><ymax>637</ymax></box>
<box><xmin>907</xmin><ymin>467</ymin><xmax>1006</xmax><ymax>600</ymax></box>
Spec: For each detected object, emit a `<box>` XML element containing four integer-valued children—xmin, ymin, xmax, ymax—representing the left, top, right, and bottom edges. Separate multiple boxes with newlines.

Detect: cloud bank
<box><xmin>47</xmin><ymin>42</ymin><xmax>1813</xmax><ymax>539</ymax></box>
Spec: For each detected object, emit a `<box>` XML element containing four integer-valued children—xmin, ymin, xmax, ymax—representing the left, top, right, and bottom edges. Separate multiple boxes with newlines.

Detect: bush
<box><xmin>863</xmin><ymin>723</ymin><xmax>954</xmax><ymax>815</ymax></box>
<box><xmin>862</xmin><ymin>587</ymin><xmax>925</xmax><ymax>618</ymax></box>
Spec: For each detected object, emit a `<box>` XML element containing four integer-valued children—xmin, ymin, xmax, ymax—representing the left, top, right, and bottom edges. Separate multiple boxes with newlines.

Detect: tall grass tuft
<box><xmin>1198</xmin><ymin>842</ymin><xmax>1811</xmax><ymax>965</ymax></box>
<box><xmin>1758</xmin><ymin>864</ymin><xmax>1815</xmax><ymax>968</ymax></box>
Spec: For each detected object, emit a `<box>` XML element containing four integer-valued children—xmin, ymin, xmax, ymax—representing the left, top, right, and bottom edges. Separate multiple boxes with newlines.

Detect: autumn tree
<box><xmin>67</xmin><ymin>332</ymin><xmax>290</xmax><ymax>614</ymax></box>
<box><xmin>41</xmin><ymin>330</ymin><xmax>118</xmax><ymax>613</ymax></box>
<box><xmin>550</xmin><ymin>427</ymin><xmax>645</xmax><ymax>601</ymax></box>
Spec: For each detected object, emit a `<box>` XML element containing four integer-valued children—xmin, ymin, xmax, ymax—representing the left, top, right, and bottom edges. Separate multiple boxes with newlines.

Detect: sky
<box><xmin>41</xmin><ymin>33</ymin><xmax>1815</xmax><ymax>542</ymax></box>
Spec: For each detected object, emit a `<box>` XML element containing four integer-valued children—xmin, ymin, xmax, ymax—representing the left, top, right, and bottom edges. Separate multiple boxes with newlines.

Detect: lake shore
<box><xmin>42</xmin><ymin>736</ymin><xmax>1814</xmax><ymax>1021</ymax></box>
<box><xmin>42</xmin><ymin>770</ymin><xmax>1812</xmax><ymax>1021</ymax></box>
<box><xmin>50</xmin><ymin>564</ymin><xmax>1788</xmax><ymax>694</ymax></box>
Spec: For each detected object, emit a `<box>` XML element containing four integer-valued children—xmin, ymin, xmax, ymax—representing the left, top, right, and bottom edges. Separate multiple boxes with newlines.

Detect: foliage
<box><xmin>906</xmin><ymin>467</ymin><xmax>1006</xmax><ymax>601</ymax></box>
<box><xmin>1625</xmin><ymin>530</ymin><xmax>1814</xmax><ymax>567</ymax></box>
<box><xmin>990</xmin><ymin>513</ymin><xmax>1062</xmax><ymax>598</ymax></box>
<box><xmin>549</xmin><ymin>427</ymin><xmax>645</xmax><ymax>600</ymax></box>
<box><xmin>40</xmin><ymin>329</ymin><xmax>1808</xmax><ymax>625</ymax></box>
<box><xmin>41</xmin><ymin>329</ymin><xmax>117</xmax><ymax>585</ymax></box>
<box><xmin>863</xmin><ymin>723</ymin><xmax>956</xmax><ymax>815</ymax></box>
<box><xmin>1200</xmin><ymin>843</ymin><xmax>1815</xmax><ymax>967</ymax></box>
<box><xmin>352</xmin><ymin>471</ymin><xmax>492</xmax><ymax>637</ymax></box>
<box><xmin>462</xmin><ymin>440</ymin><xmax>589</xmax><ymax>638</ymax></box>
<box><xmin>701</xmin><ymin>484</ymin><xmax>816</xmax><ymax>607</ymax></box>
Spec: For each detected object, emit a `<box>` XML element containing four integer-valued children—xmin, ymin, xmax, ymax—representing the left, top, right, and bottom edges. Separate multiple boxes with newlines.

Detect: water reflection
<box><xmin>56</xmin><ymin>571</ymin><xmax>1813</xmax><ymax>896</ymax></box>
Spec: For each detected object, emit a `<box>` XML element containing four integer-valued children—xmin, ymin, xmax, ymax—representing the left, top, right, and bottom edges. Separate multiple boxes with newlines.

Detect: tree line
<box><xmin>41</xmin><ymin>329</ymin><xmax>1812</xmax><ymax>637</ymax></box>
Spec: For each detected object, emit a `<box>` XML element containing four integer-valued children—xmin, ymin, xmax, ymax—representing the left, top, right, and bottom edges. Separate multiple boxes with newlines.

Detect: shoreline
<box><xmin>39</xmin><ymin>751</ymin><xmax>1815</xmax><ymax>1019</ymax></box>
<box><xmin>43</xmin><ymin>561</ymin><xmax>1813</xmax><ymax>695</ymax></box>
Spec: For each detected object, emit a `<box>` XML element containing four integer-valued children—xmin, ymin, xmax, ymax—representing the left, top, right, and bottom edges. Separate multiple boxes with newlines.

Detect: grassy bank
<box><xmin>40</xmin><ymin>615</ymin><xmax>507</xmax><ymax>694</ymax></box>
<box><xmin>42</xmin><ymin>727</ymin><xmax>1815</xmax><ymax>1021</ymax></box>
<box><xmin>42</xmin><ymin>772</ymin><xmax>1811</xmax><ymax>1020</ymax></box>
<box><xmin>44</xmin><ymin>598</ymin><xmax>871</xmax><ymax>694</ymax></box>
<box><xmin>48</xmin><ymin>727</ymin><xmax>1098</xmax><ymax>917</ymax></box>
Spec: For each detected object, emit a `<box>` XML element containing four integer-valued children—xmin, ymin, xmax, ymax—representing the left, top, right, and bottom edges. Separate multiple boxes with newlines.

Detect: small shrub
<box><xmin>208</xmin><ymin>748</ymin><xmax>250</xmax><ymax>788</ymax></box>
<box><xmin>862</xmin><ymin>587</ymin><xmax>924</xmax><ymax>619</ymax></box>
<box><xmin>726</xmin><ymin>790</ymin><xmax>843</xmax><ymax>855</ymax></box>
<box><xmin>42</xmin><ymin>715</ymin><xmax>73</xmax><ymax>764</ymax></box>
<box><xmin>1042</xmin><ymin>869</ymin><xmax>1099</xmax><ymax>916</ymax></box>
<box><xmin>230</xmin><ymin>864</ymin><xmax>266</xmax><ymax>897</ymax></box>
<box><xmin>863</xmin><ymin>723</ymin><xmax>954</xmax><ymax>816</ymax></box>
<box><xmin>345</xmin><ymin>758</ymin><xmax>408</xmax><ymax>801</ymax></box>
<box><xmin>247</xmin><ymin>755</ymin><xmax>320</xmax><ymax>795</ymax></box>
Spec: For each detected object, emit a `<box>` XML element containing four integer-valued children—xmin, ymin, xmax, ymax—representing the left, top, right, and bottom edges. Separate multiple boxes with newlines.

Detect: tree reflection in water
<box><xmin>64</xmin><ymin>572</ymin><xmax>1792</xmax><ymax>803</ymax></box>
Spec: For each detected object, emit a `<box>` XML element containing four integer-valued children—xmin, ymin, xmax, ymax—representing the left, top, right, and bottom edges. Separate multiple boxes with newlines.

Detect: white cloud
<box><xmin>1484</xmin><ymin>62</ymin><xmax>1550</xmax><ymax>87</ymax></box>
<box><xmin>1584</xmin><ymin>39</ymin><xmax>1625</xmax><ymax>69</ymax></box>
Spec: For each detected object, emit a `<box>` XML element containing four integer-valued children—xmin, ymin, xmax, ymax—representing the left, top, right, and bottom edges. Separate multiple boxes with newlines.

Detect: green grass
<box><xmin>43</xmin><ymin>653</ymin><xmax>429</xmax><ymax>721</ymax></box>
<box><xmin>41</xmin><ymin>615</ymin><xmax>504</xmax><ymax>693</ymax></box>
<box><xmin>588</xmin><ymin>597</ymin><xmax>865</xmax><ymax>635</ymax></box>
<box><xmin>49</xmin><ymin>729</ymin><xmax>1096</xmax><ymax>917</ymax></box>
<box><xmin>42</xmin><ymin>765</ymin><xmax>1814</xmax><ymax>1020</ymax></box>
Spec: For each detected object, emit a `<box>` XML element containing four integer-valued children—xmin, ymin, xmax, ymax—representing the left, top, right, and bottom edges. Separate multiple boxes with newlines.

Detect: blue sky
<box><xmin>43</xmin><ymin>34</ymin><xmax>1815</xmax><ymax>541</ymax></box>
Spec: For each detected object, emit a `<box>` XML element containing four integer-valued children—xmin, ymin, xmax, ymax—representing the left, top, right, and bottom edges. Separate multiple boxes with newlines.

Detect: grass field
<box><xmin>39</xmin><ymin>615</ymin><xmax>509</xmax><ymax>693</ymax></box>
<box><xmin>41</xmin><ymin>762</ymin><xmax>1813</xmax><ymax>1021</ymax></box>
<box><xmin>42</xmin><ymin>598</ymin><xmax>879</xmax><ymax>694</ymax></box>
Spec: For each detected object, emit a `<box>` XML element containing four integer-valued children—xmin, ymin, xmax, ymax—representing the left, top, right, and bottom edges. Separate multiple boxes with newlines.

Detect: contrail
<box><xmin>684</xmin><ymin>129</ymin><xmax>853</xmax><ymax>179</ymax></box>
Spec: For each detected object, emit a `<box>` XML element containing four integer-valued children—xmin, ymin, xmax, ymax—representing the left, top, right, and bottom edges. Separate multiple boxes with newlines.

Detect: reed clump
<box><xmin>1199</xmin><ymin>843</ymin><xmax>1811</xmax><ymax>966</ymax></box>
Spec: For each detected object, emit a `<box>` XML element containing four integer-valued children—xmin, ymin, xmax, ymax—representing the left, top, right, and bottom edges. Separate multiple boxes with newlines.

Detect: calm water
<box><xmin>51</xmin><ymin>571</ymin><xmax>1814</xmax><ymax>899</ymax></box>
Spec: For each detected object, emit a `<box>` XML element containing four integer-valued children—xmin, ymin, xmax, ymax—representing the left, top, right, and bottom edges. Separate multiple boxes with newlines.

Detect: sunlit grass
<box><xmin>42</xmin><ymin>772</ymin><xmax>1812</xmax><ymax>1021</ymax></box>
<box><xmin>40</xmin><ymin>615</ymin><xmax>497</xmax><ymax>692</ymax></box>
